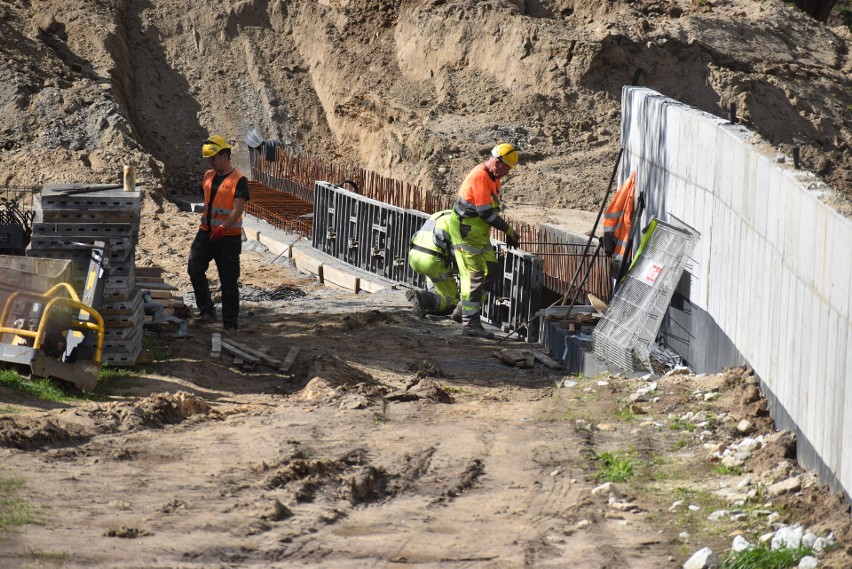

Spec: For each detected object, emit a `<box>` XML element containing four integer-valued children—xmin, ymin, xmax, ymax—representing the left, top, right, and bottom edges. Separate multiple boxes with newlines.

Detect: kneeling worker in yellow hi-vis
<box><xmin>406</xmin><ymin>210</ymin><xmax>461</xmax><ymax>318</ymax></box>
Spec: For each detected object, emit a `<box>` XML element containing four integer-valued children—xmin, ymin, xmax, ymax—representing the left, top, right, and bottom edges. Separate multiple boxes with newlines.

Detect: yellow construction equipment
<box><xmin>0</xmin><ymin>282</ymin><xmax>104</xmax><ymax>391</ymax></box>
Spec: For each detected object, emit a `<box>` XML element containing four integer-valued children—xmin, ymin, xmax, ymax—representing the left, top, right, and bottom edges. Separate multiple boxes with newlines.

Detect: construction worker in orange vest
<box><xmin>188</xmin><ymin>135</ymin><xmax>250</xmax><ymax>333</ymax></box>
<box><xmin>602</xmin><ymin>170</ymin><xmax>637</xmax><ymax>279</ymax></box>
<box><xmin>449</xmin><ymin>143</ymin><xmax>520</xmax><ymax>339</ymax></box>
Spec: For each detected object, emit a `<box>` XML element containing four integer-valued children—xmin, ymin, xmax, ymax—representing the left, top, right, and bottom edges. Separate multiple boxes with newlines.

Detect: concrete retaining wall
<box><xmin>621</xmin><ymin>86</ymin><xmax>851</xmax><ymax>497</ymax></box>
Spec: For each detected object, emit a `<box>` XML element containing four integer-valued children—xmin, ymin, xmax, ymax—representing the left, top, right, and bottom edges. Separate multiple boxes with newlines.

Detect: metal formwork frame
<box><xmin>312</xmin><ymin>181</ymin><xmax>541</xmax><ymax>340</ymax></box>
<box><xmin>592</xmin><ymin>218</ymin><xmax>698</xmax><ymax>371</ymax></box>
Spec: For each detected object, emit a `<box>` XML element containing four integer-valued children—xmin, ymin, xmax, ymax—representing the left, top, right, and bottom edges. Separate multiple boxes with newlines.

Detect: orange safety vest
<box><xmin>454</xmin><ymin>164</ymin><xmax>502</xmax><ymax>222</ymax></box>
<box><xmin>199</xmin><ymin>169</ymin><xmax>244</xmax><ymax>236</ymax></box>
<box><xmin>602</xmin><ymin>171</ymin><xmax>637</xmax><ymax>263</ymax></box>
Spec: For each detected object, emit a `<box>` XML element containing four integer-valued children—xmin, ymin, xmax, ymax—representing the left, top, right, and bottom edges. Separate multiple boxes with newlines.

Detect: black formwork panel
<box><xmin>311</xmin><ymin>181</ymin><xmax>541</xmax><ymax>338</ymax></box>
<box><xmin>312</xmin><ymin>182</ymin><xmax>427</xmax><ymax>287</ymax></box>
<box><xmin>482</xmin><ymin>249</ymin><xmax>543</xmax><ymax>343</ymax></box>
<box><xmin>396</xmin><ymin>210</ymin><xmax>429</xmax><ymax>286</ymax></box>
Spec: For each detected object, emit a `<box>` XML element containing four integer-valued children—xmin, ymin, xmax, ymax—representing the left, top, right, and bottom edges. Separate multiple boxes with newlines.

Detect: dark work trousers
<box><xmin>187</xmin><ymin>230</ymin><xmax>242</xmax><ymax>329</ymax></box>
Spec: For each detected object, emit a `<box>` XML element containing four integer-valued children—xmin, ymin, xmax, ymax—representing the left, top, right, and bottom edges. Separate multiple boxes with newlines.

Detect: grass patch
<box><xmin>674</xmin><ymin>438</ymin><xmax>691</xmax><ymax>450</ymax></box>
<box><xmin>713</xmin><ymin>463</ymin><xmax>745</xmax><ymax>476</ymax></box>
<box><xmin>615</xmin><ymin>407</ymin><xmax>637</xmax><ymax>421</ymax></box>
<box><xmin>0</xmin><ymin>369</ymin><xmax>108</xmax><ymax>402</ymax></box>
<box><xmin>0</xmin><ymin>369</ymin><xmax>66</xmax><ymax>401</ymax></box>
<box><xmin>720</xmin><ymin>545</ymin><xmax>814</xmax><ymax>568</ymax></box>
<box><xmin>670</xmin><ymin>419</ymin><xmax>696</xmax><ymax>432</ymax></box>
<box><xmin>98</xmin><ymin>365</ymin><xmax>142</xmax><ymax>382</ymax></box>
<box><xmin>0</xmin><ymin>477</ymin><xmax>38</xmax><ymax>532</ymax></box>
<box><xmin>0</xmin><ymin>405</ymin><xmax>21</xmax><ymax>415</ymax></box>
<box><xmin>592</xmin><ymin>451</ymin><xmax>636</xmax><ymax>483</ymax></box>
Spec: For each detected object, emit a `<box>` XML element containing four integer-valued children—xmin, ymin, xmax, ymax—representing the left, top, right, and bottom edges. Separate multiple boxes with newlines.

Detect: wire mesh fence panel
<box><xmin>592</xmin><ymin>218</ymin><xmax>698</xmax><ymax>372</ymax></box>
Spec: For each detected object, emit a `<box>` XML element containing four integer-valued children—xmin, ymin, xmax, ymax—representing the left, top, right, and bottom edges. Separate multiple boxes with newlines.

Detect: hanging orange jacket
<box><xmin>199</xmin><ymin>169</ymin><xmax>244</xmax><ymax>237</ymax></box>
<box><xmin>602</xmin><ymin>171</ymin><xmax>637</xmax><ymax>263</ymax></box>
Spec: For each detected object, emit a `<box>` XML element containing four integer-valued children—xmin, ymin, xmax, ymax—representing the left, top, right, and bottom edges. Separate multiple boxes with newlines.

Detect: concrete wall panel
<box><xmin>623</xmin><ymin>86</ymin><xmax>850</xmax><ymax>496</ymax></box>
<box><xmin>827</xmin><ymin>220</ymin><xmax>851</xmax><ymax>318</ymax></box>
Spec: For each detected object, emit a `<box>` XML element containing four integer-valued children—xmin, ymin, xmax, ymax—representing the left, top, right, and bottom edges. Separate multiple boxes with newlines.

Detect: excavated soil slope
<box><xmin>0</xmin><ymin>0</ymin><xmax>849</xmax><ymax>214</ymax></box>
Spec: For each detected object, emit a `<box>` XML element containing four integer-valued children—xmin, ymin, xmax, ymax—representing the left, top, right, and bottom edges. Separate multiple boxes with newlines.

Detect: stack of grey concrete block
<box><xmin>29</xmin><ymin>185</ymin><xmax>144</xmax><ymax>366</ymax></box>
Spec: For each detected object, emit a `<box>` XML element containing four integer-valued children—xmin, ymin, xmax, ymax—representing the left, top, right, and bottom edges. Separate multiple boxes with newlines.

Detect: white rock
<box><xmin>722</xmin><ymin>454</ymin><xmax>746</xmax><ymax>468</ymax></box>
<box><xmin>813</xmin><ymin>533</ymin><xmax>836</xmax><ymax>552</ymax></box>
<box><xmin>563</xmin><ymin>380</ymin><xmax>577</xmax><ymax>388</ymax></box>
<box><xmin>731</xmin><ymin>535</ymin><xmax>752</xmax><ymax>552</ymax></box>
<box><xmin>798</xmin><ymin>556</ymin><xmax>819</xmax><ymax>568</ymax></box>
<box><xmin>771</xmin><ymin>525</ymin><xmax>804</xmax><ymax>550</ymax></box>
<box><xmin>736</xmin><ymin>419</ymin><xmax>755</xmax><ymax>434</ymax></box>
<box><xmin>597</xmin><ymin>380</ymin><xmax>609</xmax><ymax>386</ymax></box>
<box><xmin>801</xmin><ymin>532</ymin><xmax>818</xmax><ymax>549</ymax></box>
<box><xmin>767</xmin><ymin>476</ymin><xmax>802</xmax><ymax>497</ymax></box>
<box><xmin>703</xmin><ymin>392</ymin><xmax>719</xmax><ymax>401</ymax></box>
<box><xmin>737</xmin><ymin>437</ymin><xmax>762</xmax><ymax>452</ymax></box>
<box><xmin>679</xmin><ymin>531</ymin><xmax>690</xmax><ymax>541</ymax></box>
<box><xmin>708</xmin><ymin>509</ymin><xmax>729</xmax><ymax>521</ymax></box>
<box><xmin>668</xmin><ymin>500</ymin><xmax>684</xmax><ymax>512</ymax></box>
<box><xmin>688</xmin><ymin>504</ymin><xmax>701</xmax><ymax>511</ymax></box>
<box><xmin>683</xmin><ymin>547</ymin><xmax>720</xmax><ymax>569</ymax></box>
<box><xmin>736</xmin><ymin>474</ymin><xmax>752</xmax><ymax>488</ymax></box>
<box><xmin>592</xmin><ymin>482</ymin><xmax>623</xmax><ymax>499</ymax></box>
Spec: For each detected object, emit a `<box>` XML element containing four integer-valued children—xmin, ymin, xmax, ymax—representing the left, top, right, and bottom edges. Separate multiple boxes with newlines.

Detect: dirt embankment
<box><xmin>0</xmin><ymin>0</ymin><xmax>849</xmax><ymax>213</ymax></box>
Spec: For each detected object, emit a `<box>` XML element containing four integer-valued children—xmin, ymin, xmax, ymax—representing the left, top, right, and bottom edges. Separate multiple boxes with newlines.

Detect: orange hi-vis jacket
<box><xmin>454</xmin><ymin>164</ymin><xmax>502</xmax><ymax>223</ymax></box>
<box><xmin>603</xmin><ymin>171</ymin><xmax>637</xmax><ymax>263</ymax></box>
<box><xmin>199</xmin><ymin>168</ymin><xmax>244</xmax><ymax>237</ymax></box>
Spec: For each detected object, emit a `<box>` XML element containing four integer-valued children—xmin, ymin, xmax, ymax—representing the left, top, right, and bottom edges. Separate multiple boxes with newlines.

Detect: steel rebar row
<box><xmin>249</xmin><ymin>148</ymin><xmax>610</xmax><ymax>299</ymax></box>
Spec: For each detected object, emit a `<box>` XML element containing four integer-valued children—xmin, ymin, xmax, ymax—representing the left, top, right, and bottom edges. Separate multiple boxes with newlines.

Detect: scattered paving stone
<box><xmin>767</xmin><ymin>476</ymin><xmax>802</xmax><ymax>497</ymax></box>
<box><xmin>731</xmin><ymin>534</ymin><xmax>752</xmax><ymax>552</ymax></box>
<box><xmin>592</xmin><ymin>482</ymin><xmax>623</xmax><ymax>499</ymax></box>
<box><xmin>772</xmin><ymin>524</ymin><xmax>805</xmax><ymax>550</ymax></box>
<box><xmin>683</xmin><ymin>547</ymin><xmax>720</xmax><ymax>569</ymax></box>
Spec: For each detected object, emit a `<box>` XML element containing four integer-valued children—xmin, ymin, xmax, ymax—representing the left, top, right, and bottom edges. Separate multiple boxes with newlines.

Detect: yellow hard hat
<box><xmin>201</xmin><ymin>135</ymin><xmax>232</xmax><ymax>158</ymax></box>
<box><xmin>491</xmin><ymin>143</ymin><xmax>518</xmax><ymax>168</ymax></box>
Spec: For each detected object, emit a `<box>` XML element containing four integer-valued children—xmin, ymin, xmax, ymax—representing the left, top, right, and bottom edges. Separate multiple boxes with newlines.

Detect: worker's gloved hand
<box><xmin>505</xmin><ymin>227</ymin><xmax>519</xmax><ymax>249</ymax></box>
<box><xmin>209</xmin><ymin>226</ymin><xmax>225</xmax><ymax>241</ymax></box>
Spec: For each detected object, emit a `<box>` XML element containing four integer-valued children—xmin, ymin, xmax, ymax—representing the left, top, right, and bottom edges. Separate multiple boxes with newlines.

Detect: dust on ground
<box><xmin>0</xmin><ymin>241</ymin><xmax>850</xmax><ymax>568</ymax></box>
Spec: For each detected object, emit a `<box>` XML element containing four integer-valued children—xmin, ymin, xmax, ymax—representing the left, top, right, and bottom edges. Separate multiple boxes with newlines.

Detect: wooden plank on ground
<box><xmin>222</xmin><ymin>339</ymin><xmax>282</xmax><ymax>367</ymax></box>
<box><xmin>145</xmin><ymin>290</ymin><xmax>175</xmax><ymax>299</ymax></box>
<box><xmin>279</xmin><ymin>347</ymin><xmax>300</xmax><ymax>373</ymax></box>
<box><xmin>532</xmin><ymin>351</ymin><xmax>562</xmax><ymax>369</ymax></box>
<box><xmin>211</xmin><ymin>333</ymin><xmax>222</xmax><ymax>358</ymax></box>
<box><xmin>221</xmin><ymin>342</ymin><xmax>260</xmax><ymax>364</ymax></box>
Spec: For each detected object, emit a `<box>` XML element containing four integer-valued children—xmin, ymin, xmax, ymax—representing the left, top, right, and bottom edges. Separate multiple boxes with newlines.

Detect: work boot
<box><xmin>194</xmin><ymin>310</ymin><xmax>215</xmax><ymax>324</ymax></box>
<box><xmin>461</xmin><ymin>325</ymin><xmax>494</xmax><ymax>339</ymax></box>
<box><xmin>450</xmin><ymin>307</ymin><xmax>462</xmax><ymax>324</ymax></box>
<box><xmin>406</xmin><ymin>289</ymin><xmax>428</xmax><ymax>318</ymax></box>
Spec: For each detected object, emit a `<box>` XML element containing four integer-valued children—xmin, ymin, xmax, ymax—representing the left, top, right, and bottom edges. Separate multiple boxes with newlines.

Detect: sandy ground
<box><xmin>1</xmin><ymin>243</ymin><xmax>850</xmax><ymax>568</ymax></box>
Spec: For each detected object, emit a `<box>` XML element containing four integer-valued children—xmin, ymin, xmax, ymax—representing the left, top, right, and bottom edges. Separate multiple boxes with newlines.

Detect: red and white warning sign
<box><xmin>641</xmin><ymin>262</ymin><xmax>664</xmax><ymax>285</ymax></box>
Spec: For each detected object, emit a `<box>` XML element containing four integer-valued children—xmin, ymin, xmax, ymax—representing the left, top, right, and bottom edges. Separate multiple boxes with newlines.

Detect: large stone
<box><xmin>767</xmin><ymin>477</ymin><xmax>802</xmax><ymax>497</ymax></box>
<box><xmin>683</xmin><ymin>547</ymin><xmax>720</xmax><ymax>569</ymax></box>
